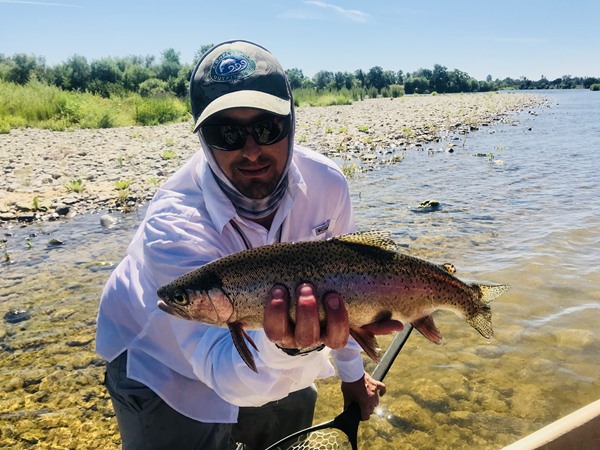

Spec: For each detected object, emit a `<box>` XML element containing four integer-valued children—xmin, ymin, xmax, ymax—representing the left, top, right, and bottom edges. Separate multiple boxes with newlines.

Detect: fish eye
<box><xmin>172</xmin><ymin>290</ymin><xmax>189</xmax><ymax>306</ymax></box>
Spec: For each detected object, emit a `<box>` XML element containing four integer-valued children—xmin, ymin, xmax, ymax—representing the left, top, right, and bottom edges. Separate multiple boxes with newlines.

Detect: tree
<box><xmin>431</xmin><ymin>64</ymin><xmax>449</xmax><ymax>93</ymax></box>
<box><xmin>123</xmin><ymin>64</ymin><xmax>153</xmax><ymax>92</ymax></box>
<box><xmin>285</xmin><ymin>68</ymin><xmax>306</xmax><ymax>90</ymax></box>
<box><xmin>313</xmin><ymin>70</ymin><xmax>334</xmax><ymax>90</ymax></box>
<box><xmin>366</xmin><ymin>66</ymin><xmax>385</xmax><ymax>90</ymax></box>
<box><xmin>55</xmin><ymin>55</ymin><xmax>91</xmax><ymax>91</ymax></box>
<box><xmin>354</xmin><ymin>69</ymin><xmax>366</xmax><ymax>88</ymax></box>
<box><xmin>404</xmin><ymin>76</ymin><xmax>429</xmax><ymax>94</ymax></box>
<box><xmin>383</xmin><ymin>70</ymin><xmax>397</xmax><ymax>86</ymax></box>
<box><xmin>396</xmin><ymin>70</ymin><xmax>405</xmax><ymax>84</ymax></box>
<box><xmin>5</xmin><ymin>53</ymin><xmax>46</xmax><ymax>85</ymax></box>
<box><xmin>168</xmin><ymin>66</ymin><xmax>193</xmax><ymax>97</ymax></box>
<box><xmin>447</xmin><ymin>69</ymin><xmax>473</xmax><ymax>93</ymax></box>
<box><xmin>413</xmin><ymin>68</ymin><xmax>433</xmax><ymax>80</ymax></box>
<box><xmin>193</xmin><ymin>44</ymin><xmax>215</xmax><ymax>63</ymax></box>
<box><xmin>157</xmin><ymin>48</ymin><xmax>181</xmax><ymax>81</ymax></box>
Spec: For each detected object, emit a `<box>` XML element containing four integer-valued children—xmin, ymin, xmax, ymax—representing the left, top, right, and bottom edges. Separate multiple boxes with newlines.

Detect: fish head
<box><xmin>157</xmin><ymin>285</ymin><xmax>235</xmax><ymax>326</ymax></box>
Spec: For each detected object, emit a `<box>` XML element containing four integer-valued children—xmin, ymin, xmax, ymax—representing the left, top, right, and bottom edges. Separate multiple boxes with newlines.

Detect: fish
<box><xmin>157</xmin><ymin>231</ymin><xmax>510</xmax><ymax>372</ymax></box>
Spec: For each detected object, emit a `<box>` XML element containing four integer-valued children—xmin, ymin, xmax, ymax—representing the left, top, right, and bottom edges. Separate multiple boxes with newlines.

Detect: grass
<box><xmin>0</xmin><ymin>79</ymin><xmax>190</xmax><ymax>132</ymax></box>
<box><xmin>65</xmin><ymin>178</ymin><xmax>85</xmax><ymax>193</ymax></box>
<box><xmin>161</xmin><ymin>149</ymin><xmax>177</xmax><ymax>160</ymax></box>
<box><xmin>341</xmin><ymin>163</ymin><xmax>361</xmax><ymax>177</ymax></box>
<box><xmin>114</xmin><ymin>179</ymin><xmax>132</xmax><ymax>190</ymax></box>
<box><xmin>293</xmin><ymin>88</ymin><xmax>360</xmax><ymax>107</ymax></box>
<box><xmin>0</xmin><ymin>79</ymin><xmax>407</xmax><ymax>133</ymax></box>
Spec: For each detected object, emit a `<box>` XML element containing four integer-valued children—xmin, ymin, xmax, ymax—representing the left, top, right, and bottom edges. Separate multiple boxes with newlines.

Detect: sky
<box><xmin>1</xmin><ymin>0</ymin><xmax>599</xmax><ymax>81</ymax></box>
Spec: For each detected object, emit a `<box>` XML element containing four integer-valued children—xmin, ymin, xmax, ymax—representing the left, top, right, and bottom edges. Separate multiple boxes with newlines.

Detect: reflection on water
<box><xmin>1</xmin><ymin>90</ymin><xmax>599</xmax><ymax>449</ymax></box>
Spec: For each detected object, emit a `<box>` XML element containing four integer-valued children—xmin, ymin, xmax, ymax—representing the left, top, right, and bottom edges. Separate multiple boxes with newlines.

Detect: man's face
<box><xmin>205</xmin><ymin>108</ymin><xmax>289</xmax><ymax>199</ymax></box>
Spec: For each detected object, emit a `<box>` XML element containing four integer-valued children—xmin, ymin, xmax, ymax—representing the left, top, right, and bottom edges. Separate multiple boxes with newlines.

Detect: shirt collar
<box><xmin>197</xmin><ymin>150</ymin><xmax>307</xmax><ymax>234</ymax></box>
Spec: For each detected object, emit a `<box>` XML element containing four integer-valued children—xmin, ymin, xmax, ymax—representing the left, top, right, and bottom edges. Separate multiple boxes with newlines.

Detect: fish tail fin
<box><xmin>466</xmin><ymin>306</ymin><xmax>493</xmax><ymax>339</ymax></box>
<box><xmin>350</xmin><ymin>327</ymin><xmax>381</xmax><ymax>362</ymax></box>
<box><xmin>228</xmin><ymin>321</ymin><xmax>258</xmax><ymax>373</ymax></box>
<box><xmin>465</xmin><ymin>283</ymin><xmax>508</xmax><ymax>339</ymax></box>
<box><xmin>475</xmin><ymin>284</ymin><xmax>510</xmax><ymax>304</ymax></box>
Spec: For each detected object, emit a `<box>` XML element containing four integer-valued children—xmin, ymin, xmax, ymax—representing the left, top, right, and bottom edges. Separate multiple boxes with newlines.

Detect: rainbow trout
<box><xmin>157</xmin><ymin>232</ymin><xmax>509</xmax><ymax>372</ymax></box>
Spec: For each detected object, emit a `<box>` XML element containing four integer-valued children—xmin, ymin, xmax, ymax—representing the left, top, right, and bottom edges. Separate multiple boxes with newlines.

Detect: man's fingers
<box><xmin>294</xmin><ymin>283</ymin><xmax>320</xmax><ymax>347</ymax></box>
<box><xmin>323</xmin><ymin>292</ymin><xmax>349</xmax><ymax>349</ymax></box>
<box><xmin>264</xmin><ymin>285</ymin><xmax>292</xmax><ymax>344</ymax></box>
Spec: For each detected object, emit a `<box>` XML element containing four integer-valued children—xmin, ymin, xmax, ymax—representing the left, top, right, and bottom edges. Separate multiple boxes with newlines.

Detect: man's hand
<box><xmin>341</xmin><ymin>373</ymin><xmax>385</xmax><ymax>420</ymax></box>
<box><xmin>263</xmin><ymin>283</ymin><xmax>349</xmax><ymax>349</ymax></box>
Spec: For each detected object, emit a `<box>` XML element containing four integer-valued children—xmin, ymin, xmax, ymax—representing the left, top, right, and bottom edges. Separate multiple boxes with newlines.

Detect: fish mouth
<box><xmin>157</xmin><ymin>300</ymin><xmax>192</xmax><ymax>320</ymax></box>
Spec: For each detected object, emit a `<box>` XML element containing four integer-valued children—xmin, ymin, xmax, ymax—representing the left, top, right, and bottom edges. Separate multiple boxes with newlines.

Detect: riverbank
<box><xmin>4</xmin><ymin>89</ymin><xmax>600</xmax><ymax>450</ymax></box>
<box><xmin>0</xmin><ymin>92</ymin><xmax>546</xmax><ymax>227</ymax></box>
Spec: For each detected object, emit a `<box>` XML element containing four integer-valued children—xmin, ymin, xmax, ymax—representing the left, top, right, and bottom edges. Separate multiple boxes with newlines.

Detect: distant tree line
<box><xmin>1</xmin><ymin>48</ymin><xmax>599</xmax><ymax>100</ymax></box>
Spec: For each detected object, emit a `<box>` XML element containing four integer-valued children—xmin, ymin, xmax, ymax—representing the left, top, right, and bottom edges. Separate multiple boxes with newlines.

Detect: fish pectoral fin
<box><xmin>227</xmin><ymin>321</ymin><xmax>258</xmax><ymax>373</ymax></box>
<box><xmin>350</xmin><ymin>327</ymin><xmax>381</xmax><ymax>362</ymax></box>
<box><xmin>412</xmin><ymin>315</ymin><xmax>443</xmax><ymax>345</ymax></box>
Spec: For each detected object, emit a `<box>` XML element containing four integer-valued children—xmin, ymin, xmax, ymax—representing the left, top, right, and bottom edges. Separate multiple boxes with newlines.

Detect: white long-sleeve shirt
<box><xmin>95</xmin><ymin>145</ymin><xmax>364</xmax><ymax>423</ymax></box>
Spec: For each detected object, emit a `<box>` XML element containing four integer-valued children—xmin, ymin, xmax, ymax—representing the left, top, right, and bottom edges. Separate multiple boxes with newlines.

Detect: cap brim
<box><xmin>193</xmin><ymin>91</ymin><xmax>291</xmax><ymax>132</ymax></box>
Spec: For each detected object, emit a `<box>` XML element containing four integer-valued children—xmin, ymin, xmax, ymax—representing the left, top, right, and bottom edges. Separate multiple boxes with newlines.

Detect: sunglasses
<box><xmin>201</xmin><ymin>114</ymin><xmax>291</xmax><ymax>151</ymax></box>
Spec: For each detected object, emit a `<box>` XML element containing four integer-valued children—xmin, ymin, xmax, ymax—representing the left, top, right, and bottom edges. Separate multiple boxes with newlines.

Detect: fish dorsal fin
<box><xmin>333</xmin><ymin>231</ymin><xmax>397</xmax><ymax>252</ymax></box>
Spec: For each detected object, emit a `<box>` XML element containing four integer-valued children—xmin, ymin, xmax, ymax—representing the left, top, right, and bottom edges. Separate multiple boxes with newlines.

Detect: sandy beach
<box><xmin>0</xmin><ymin>92</ymin><xmax>545</xmax><ymax>227</ymax></box>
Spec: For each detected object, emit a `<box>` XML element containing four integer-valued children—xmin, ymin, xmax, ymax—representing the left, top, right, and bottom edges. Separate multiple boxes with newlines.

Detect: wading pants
<box><xmin>104</xmin><ymin>352</ymin><xmax>318</xmax><ymax>450</ymax></box>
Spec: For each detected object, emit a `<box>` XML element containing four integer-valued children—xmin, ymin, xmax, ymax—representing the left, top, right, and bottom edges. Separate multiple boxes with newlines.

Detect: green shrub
<box><xmin>591</xmin><ymin>84</ymin><xmax>600</xmax><ymax>91</ymax></box>
<box><xmin>55</xmin><ymin>95</ymin><xmax>82</xmax><ymax>124</ymax></box>
<box><xmin>0</xmin><ymin>118</ymin><xmax>10</xmax><ymax>134</ymax></box>
<box><xmin>138</xmin><ymin>79</ymin><xmax>169</xmax><ymax>97</ymax></box>
<box><xmin>0</xmin><ymin>79</ymin><xmax>189</xmax><ymax>131</ymax></box>
<box><xmin>293</xmin><ymin>88</ymin><xmax>353</xmax><ymax>107</ymax></box>
<box><xmin>380</xmin><ymin>84</ymin><xmax>404</xmax><ymax>98</ymax></box>
<box><xmin>134</xmin><ymin>97</ymin><xmax>187</xmax><ymax>125</ymax></box>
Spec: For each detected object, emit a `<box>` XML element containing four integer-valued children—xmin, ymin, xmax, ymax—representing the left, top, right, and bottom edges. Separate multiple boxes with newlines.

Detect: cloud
<box><xmin>301</xmin><ymin>1</ymin><xmax>370</xmax><ymax>23</ymax></box>
<box><xmin>0</xmin><ymin>0</ymin><xmax>82</xmax><ymax>7</ymax></box>
<box><xmin>484</xmin><ymin>36</ymin><xmax>546</xmax><ymax>44</ymax></box>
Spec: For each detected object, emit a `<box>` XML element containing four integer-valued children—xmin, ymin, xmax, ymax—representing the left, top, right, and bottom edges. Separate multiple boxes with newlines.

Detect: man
<box><xmin>96</xmin><ymin>40</ymin><xmax>401</xmax><ymax>450</ymax></box>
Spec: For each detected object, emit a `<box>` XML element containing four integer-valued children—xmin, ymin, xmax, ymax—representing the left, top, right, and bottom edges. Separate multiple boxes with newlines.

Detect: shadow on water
<box><xmin>1</xmin><ymin>90</ymin><xmax>599</xmax><ymax>449</ymax></box>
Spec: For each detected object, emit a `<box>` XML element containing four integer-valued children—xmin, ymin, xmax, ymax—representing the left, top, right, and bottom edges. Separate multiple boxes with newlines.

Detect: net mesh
<box><xmin>269</xmin><ymin>428</ymin><xmax>353</xmax><ymax>450</ymax></box>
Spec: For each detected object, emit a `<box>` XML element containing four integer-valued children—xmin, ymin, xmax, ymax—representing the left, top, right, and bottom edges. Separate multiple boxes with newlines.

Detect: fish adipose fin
<box><xmin>412</xmin><ymin>315</ymin><xmax>443</xmax><ymax>344</ymax></box>
<box><xmin>227</xmin><ymin>322</ymin><xmax>259</xmax><ymax>373</ymax></box>
<box><xmin>349</xmin><ymin>327</ymin><xmax>381</xmax><ymax>362</ymax></box>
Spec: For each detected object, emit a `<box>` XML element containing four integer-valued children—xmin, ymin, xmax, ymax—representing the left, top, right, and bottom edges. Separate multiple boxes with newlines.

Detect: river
<box><xmin>1</xmin><ymin>90</ymin><xmax>599</xmax><ymax>449</ymax></box>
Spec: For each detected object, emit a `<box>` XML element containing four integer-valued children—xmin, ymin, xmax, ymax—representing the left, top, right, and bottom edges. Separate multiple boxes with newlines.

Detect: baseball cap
<box><xmin>190</xmin><ymin>40</ymin><xmax>292</xmax><ymax>132</ymax></box>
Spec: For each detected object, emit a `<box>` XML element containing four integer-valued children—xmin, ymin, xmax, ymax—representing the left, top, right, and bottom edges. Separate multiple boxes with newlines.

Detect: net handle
<box><xmin>264</xmin><ymin>324</ymin><xmax>413</xmax><ymax>450</ymax></box>
<box><xmin>371</xmin><ymin>324</ymin><xmax>413</xmax><ymax>382</ymax></box>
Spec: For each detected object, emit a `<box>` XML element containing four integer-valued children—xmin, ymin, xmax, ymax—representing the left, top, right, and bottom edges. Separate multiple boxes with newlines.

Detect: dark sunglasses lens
<box><xmin>252</xmin><ymin>116</ymin><xmax>290</xmax><ymax>146</ymax></box>
<box><xmin>202</xmin><ymin>125</ymin><xmax>245</xmax><ymax>151</ymax></box>
<box><xmin>202</xmin><ymin>115</ymin><xmax>290</xmax><ymax>151</ymax></box>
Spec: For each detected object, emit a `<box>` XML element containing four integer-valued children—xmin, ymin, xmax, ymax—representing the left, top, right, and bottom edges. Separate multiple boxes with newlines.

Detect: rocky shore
<box><xmin>0</xmin><ymin>92</ymin><xmax>545</xmax><ymax>227</ymax></box>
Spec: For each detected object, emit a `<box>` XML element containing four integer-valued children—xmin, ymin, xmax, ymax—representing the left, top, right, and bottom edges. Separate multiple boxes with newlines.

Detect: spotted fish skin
<box><xmin>157</xmin><ymin>231</ymin><xmax>509</xmax><ymax>372</ymax></box>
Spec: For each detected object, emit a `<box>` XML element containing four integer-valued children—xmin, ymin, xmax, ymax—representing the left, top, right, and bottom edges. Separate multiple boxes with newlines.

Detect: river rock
<box><xmin>4</xmin><ymin>309</ymin><xmax>31</xmax><ymax>324</ymax></box>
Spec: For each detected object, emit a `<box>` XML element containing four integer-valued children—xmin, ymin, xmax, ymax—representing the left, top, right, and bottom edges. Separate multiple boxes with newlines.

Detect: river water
<box><xmin>1</xmin><ymin>90</ymin><xmax>599</xmax><ymax>449</ymax></box>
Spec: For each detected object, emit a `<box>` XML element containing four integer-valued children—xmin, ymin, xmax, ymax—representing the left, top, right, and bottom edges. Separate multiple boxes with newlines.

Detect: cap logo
<box><xmin>211</xmin><ymin>50</ymin><xmax>256</xmax><ymax>82</ymax></box>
